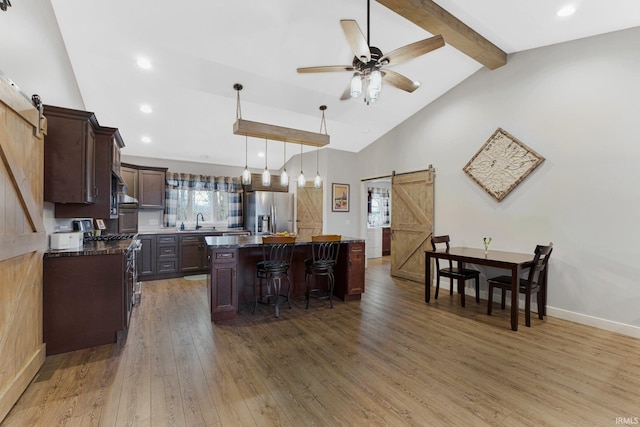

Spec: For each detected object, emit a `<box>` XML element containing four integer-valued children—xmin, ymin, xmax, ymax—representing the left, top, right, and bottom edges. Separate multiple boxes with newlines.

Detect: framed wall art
<box><xmin>463</xmin><ymin>128</ymin><xmax>545</xmax><ymax>202</ymax></box>
<box><xmin>332</xmin><ymin>183</ymin><xmax>350</xmax><ymax>212</ymax></box>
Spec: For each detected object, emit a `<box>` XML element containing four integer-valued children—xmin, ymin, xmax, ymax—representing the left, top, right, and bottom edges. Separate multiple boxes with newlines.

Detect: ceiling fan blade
<box><xmin>379</xmin><ymin>35</ymin><xmax>445</xmax><ymax>66</ymax></box>
<box><xmin>340</xmin><ymin>20</ymin><xmax>371</xmax><ymax>62</ymax></box>
<box><xmin>340</xmin><ymin>83</ymin><xmax>352</xmax><ymax>101</ymax></box>
<box><xmin>297</xmin><ymin>65</ymin><xmax>355</xmax><ymax>73</ymax></box>
<box><xmin>383</xmin><ymin>70</ymin><xmax>420</xmax><ymax>93</ymax></box>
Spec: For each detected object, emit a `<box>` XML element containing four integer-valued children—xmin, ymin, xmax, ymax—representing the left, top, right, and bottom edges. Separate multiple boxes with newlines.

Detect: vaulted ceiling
<box><xmin>38</xmin><ymin>0</ymin><xmax>640</xmax><ymax>169</ymax></box>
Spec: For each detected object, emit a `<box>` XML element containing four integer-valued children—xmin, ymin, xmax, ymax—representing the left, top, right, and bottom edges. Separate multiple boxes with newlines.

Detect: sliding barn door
<box><xmin>390</xmin><ymin>167</ymin><xmax>434</xmax><ymax>283</ymax></box>
<box><xmin>296</xmin><ymin>183</ymin><xmax>323</xmax><ymax>237</ymax></box>
<box><xmin>0</xmin><ymin>80</ymin><xmax>46</xmax><ymax>422</ymax></box>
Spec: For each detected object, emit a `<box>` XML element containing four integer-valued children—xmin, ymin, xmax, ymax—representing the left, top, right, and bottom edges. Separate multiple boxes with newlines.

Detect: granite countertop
<box><xmin>44</xmin><ymin>239</ymin><xmax>136</xmax><ymax>258</ymax></box>
<box><xmin>205</xmin><ymin>235</ymin><xmax>365</xmax><ymax>249</ymax></box>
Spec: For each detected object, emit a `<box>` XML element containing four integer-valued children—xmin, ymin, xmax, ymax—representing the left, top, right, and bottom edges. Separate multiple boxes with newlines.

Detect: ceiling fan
<box><xmin>297</xmin><ymin>0</ymin><xmax>445</xmax><ymax>105</ymax></box>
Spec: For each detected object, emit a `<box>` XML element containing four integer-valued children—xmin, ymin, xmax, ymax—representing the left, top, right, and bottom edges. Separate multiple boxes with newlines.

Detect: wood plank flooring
<box><xmin>3</xmin><ymin>258</ymin><xmax>640</xmax><ymax>426</ymax></box>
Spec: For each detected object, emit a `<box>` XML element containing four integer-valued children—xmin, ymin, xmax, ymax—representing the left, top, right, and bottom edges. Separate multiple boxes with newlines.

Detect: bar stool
<box><xmin>254</xmin><ymin>236</ymin><xmax>296</xmax><ymax>318</ymax></box>
<box><xmin>305</xmin><ymin>234</ymin><xmax>341</xmax><ymax>309</ymax></box>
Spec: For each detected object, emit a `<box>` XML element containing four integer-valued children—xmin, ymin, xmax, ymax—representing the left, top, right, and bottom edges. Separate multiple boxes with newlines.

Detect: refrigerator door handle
<box><xmin>271</xmin><ymin>203</ymin><xmax>276</xmax><ymax>234</ymax></box>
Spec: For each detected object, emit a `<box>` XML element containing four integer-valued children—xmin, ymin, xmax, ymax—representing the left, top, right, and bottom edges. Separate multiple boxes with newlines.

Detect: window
<box><xmin>176</xmin><ymin>189</ymin><xmax>229</xmax><ymax>228</ymax></box>
<box><xmin>368</xmin><ymin>187</ymin><xmax>390</xmax><ymax>226</ymax></box>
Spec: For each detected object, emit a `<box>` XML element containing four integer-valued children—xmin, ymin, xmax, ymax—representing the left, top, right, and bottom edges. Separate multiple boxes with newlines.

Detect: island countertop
<box><xmin>204</xmin><ymin>235</ymin><xmax>364</xmax><ymax>249</ymax></box>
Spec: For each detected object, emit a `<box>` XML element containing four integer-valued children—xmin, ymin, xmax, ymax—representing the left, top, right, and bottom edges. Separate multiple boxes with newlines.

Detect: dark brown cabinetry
<box><xmin>179</xmin><ymin>234</ymin><xmax>207</xmax><ymax>272</ymax></box>
<box><xmin>119</xmin><ymin>207</ymin><xmax>138</xmax><ymax>233</ymax></box>
<box><xmin>44</xmin><ymin>105</ymin><xmax>98</xmax><ymax>204</ymax></box>
<box><xmin>382</xmin><ymin>227</ymin><xmax>391</xmax><ymax>256</ymax></box>
<box><xmin>207</xmin><ymin>248</ymin><xmax>237</xmax><ymax>321</ymax></box>
<box><xmin>335</xmin><ymin>242</ymin><xmax>365</xmax><ymax>301</ymax></box>
<box><xmin>243</xmin><ymin>173</ymin><xmax>288</xmax><ymax>192</ymax></box>
<box><xmin>137</xmin><ymin>234</ymin><xmax>155</xmax><ymax>278</ymax></box>
<box><xmin>43</xmin><ymin>253</ymin><xmax>128</xmax><ymax>355</ymax></box>
<box><xmin>54</xmin><ymin>125</ymin><xmax>124</xmax><ymax>220</ymax></box>
<box><xmin>156</xmin><ymin>234</ymin><xmax>178</xmax><ymax>274</ymax></box>
<box><xmin>121</xmin><ymin>163</ymin><xmax>166</xmax><ymax>209</ymax></box>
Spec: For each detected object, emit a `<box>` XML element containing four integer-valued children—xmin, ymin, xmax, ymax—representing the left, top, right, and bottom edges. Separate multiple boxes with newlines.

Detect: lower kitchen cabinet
<box><xmin>43</xmin><ymin>253</ymin><xmax>129</xmax><ymax>355</ymax></box>
<box><xmin>207</xmin><ymin>248</ymin><xmax>238</xmax><ymax>321</ymax></box>
<box><xmin>137</xmin><ymin>234</ymin><xmax>155</xmax><ymax>278</ymax></box>
<box><xmin>179</xmin><ymin>234</ymin><xmax>207</xmax><ymax>272</ymax></box>
<box><xmin>334</xmin><ymin>242</ymin><xmax>365</xmax><ymax>301</ymax></box>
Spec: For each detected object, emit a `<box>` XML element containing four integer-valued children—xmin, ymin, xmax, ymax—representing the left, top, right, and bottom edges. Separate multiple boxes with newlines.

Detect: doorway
<box><xmin>361</xmin><ymin>177</ymin><xmax>392</xmax><ymax>260</ymax></box>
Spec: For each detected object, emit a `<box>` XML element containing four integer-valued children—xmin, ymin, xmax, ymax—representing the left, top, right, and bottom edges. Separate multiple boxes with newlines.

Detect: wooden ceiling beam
<box><xmin>233</xmin><ymin>119</ymin><xmax>329</xmax><ymax>147</ymax></box>
<box><xmin>375</xmin><ymin>0</ymin><xmax>507</xmax><ymax>70</ymax></box>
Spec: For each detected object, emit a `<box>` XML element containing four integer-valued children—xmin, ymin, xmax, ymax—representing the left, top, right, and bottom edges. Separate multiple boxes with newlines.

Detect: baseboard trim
<box><xmin>435</xmin><ymin>281</ymin><xmax>640</xmax><ymax>339</ymax></box>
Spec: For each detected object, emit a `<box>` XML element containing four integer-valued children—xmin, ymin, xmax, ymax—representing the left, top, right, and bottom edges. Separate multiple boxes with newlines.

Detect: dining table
<box><xmin>424</xmin><ymin>247</ymin><xmax>539</xmax><ymax>331</ymax></box>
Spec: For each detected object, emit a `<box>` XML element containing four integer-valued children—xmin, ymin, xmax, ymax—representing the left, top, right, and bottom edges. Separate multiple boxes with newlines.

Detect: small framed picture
<box><xmin>332</xmin><ymin>183</ymin><xmax>350</xmax><ymax>212</ymax></box>
<box><xmin>95</xmin><ymin>218</ymin><xmax>107</xmax><ymax>230</ymax></box>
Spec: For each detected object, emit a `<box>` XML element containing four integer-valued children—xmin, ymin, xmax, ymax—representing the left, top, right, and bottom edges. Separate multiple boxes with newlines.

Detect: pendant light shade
<box><xmin>297</xmin><ymin>142</ymin><xmax>305</xmax><ymax>188</ymax></box>
<box><xmin>242</xmin><ymin>135</ymin><xmax>251</xmax><ymax>185</ymax></box>
<box><xmin>261</xmin><ymin>138</ymin><xmax>271</xmax><ymax>186</ymax></box>
<box><xmin>313</xmin><ymin>105</ymin><xmax>327</xmax><ymax>189</ymax></box>
<box><xmin>281</xmin><ymin>141</ymin><xmax>289</xmax><ymax>187</ymax></box>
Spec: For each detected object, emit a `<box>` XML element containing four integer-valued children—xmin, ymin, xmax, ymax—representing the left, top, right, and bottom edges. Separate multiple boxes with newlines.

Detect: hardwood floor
<box><xmin>3</xmin><ymin>257</ymin><xmax>640</xmax><ymax>426</ymax></box>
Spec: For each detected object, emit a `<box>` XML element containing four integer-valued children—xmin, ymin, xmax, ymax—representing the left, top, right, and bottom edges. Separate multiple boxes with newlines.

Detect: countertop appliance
<box><xmin>245</xmin><ymin>191</ymin><xmax>295</xmax><ymax>236</ymax></box>
<box><xmin>50</xmin><ymin>231</ymin><xmax>83</xmax><ymax>250</ymax></box>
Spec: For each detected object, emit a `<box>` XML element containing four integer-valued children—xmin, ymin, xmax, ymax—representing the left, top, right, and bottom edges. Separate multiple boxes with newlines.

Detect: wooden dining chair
<box><xmin>487</xmin><ymin>243</ymin><xmax>553</xmax><ymax>327</ymax></box>
<box><xmin>254</xmin><ymin>235</ymin><xmax>296</xmax><ymax>318</ymax></box>
<box><xmin>430</xmin><ymin>235</ymin><xmax>480</xmax><ymax>307</ymax></box>
<box><xmin>305</xmin><ymin>234</ymin><xmax>341</xmax><ymax>309</ymax></box>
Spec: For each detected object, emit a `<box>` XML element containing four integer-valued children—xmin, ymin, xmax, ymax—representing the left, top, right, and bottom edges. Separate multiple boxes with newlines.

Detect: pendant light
<box><xmin>261</xmin><ymin>138</ymin><xmax>271</xmax><ymax>186</ymax></box>
<box><xmin>280</xmin><ymin>140</ymin><xmax>289</xmax><ymax>187</ymax></box>
<box><xmin>314</xmin><ymin>105</ymin><xmax>327</xmax><ymax>189</ymax></box>
<box><xmin>297</xmin><ymin>142</ymin><xmax>305</xmax><ymax>188</ymax></box>
<box><xmin>241</xmin><ymin>135</ymin><xmax>251</xmax><ymax>185</ymax></box>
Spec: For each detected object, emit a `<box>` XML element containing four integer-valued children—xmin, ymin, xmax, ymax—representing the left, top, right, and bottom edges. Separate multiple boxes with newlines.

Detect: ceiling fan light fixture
<box><xmin>369</xmin><ymin>69</ymin><xmax>382</xmax><ymax>93</ymax></box>
<box><xmin>350</xmin><ymin>73</ymin><xmax>363</xmax><ymax>98</ymax></box>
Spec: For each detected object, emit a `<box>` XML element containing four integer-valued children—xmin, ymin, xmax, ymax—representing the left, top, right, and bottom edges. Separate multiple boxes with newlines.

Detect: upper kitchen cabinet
<box><xmin>54</xmin><ymin>123</ymin><xmax>125</xmax><ymax>220</ymax></box>
<box><xmin>121</xmin><ymin>163</ymin><xmax>167</xmax><ymax>209</ymax></box>
<box><xmin>44</xmin><ymin>105</ymin><xmax>98</xmax><ymax>204</ymax></box>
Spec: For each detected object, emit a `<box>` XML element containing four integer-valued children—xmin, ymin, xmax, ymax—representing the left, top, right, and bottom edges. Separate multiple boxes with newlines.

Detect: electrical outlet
<box><xmin>345</xmin><ymin>220</ymin><xmax>351</xmax><ymax>225</ymax></box>
<box><xmin>149</xmin><ymin>219</ymin><xmax>159</xmax><ymax>226</ymax></box>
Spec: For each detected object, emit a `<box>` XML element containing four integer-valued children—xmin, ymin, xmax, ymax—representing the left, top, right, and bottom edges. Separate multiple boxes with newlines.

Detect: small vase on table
<box><xmin>483</xmin><ymin>237</ymin><xmax>492</xmax><ymax>255</ymax></box>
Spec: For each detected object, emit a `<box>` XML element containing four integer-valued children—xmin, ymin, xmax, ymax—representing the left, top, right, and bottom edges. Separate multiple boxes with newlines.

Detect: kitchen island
<box><xmin>205</xmin><ymin>235</ymin><xmax>365</xmax><ymax>321</ymax></box>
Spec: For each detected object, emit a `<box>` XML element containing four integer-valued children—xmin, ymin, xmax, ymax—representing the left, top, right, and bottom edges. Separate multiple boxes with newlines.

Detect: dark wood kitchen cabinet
<box><xmin>121</xmin><ymin>163</ymin><xmax>166</xmax><ymax>209</ymax></box>
<box><xmin>179</xmin><ymin>234</ymin><xmax>207</xmax><ymax>272</ymax></box>
<box><xmin>137</xmin><ymin>234</ymin><xmax>155</xmax><ymax>278</ymax></box>
<box><xmin>156</xmin><ymin>234</ymin><xmax>178</xmax><ymax>275</ymax></box>
<box><xmin>382</xmin><ymin>227</ymin><xmax>391</xmax><ymax>256</ymax></box>
<box><xmin>44</xmin><ymin>105</ymin><xmax>98</xmax><ymax>204</ymax></box>
<box><xmin>54</xmin><ymin>125</ymin><xmax>124</xmax><ymax>220</ymax></box>
<box><xmin>207</xmin><ymin>248</ymin><xmax>238</xmax><ymax>321</ymax></box>
<box><xmin>119</xmin><ymin>207</ymin><xmax>138</xmax><ymax>233</ymax></box>
<box><xmin>334</xmin><ymin>242</ymin><xmax>365</xmax><ymax>301</ymax></box>
<box><xmin>43</xmin><ymin>253</ymin><xmax>129</xmax><ymax>355</ymax></box>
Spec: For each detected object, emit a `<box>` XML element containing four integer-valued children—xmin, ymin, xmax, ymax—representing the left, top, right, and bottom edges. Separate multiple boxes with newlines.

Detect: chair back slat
<box><xmin>525</xmin><ymin>243</ymin><xmax>553</xmax><ymax>288</ymax></box>
<box><xmin>311</xmin><ymin>235</ymin><xmax>341</xmax><ymax>265</ymax></box>
<box><xmin>262</xmin><ymin>236</ymin><xmax>296</xmax><ymax>265</ymax></box>
<box><xmin>431</xmin><ymin>235</ymin><xmax>452</xmax><ymax>270</ymax></box>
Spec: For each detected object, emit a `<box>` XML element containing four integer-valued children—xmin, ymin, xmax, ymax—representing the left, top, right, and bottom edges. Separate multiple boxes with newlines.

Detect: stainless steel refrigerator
<box><xmin>244</xmin><ymin>191</ymin><xmax>295</xmax><ymax>235</ymax></box>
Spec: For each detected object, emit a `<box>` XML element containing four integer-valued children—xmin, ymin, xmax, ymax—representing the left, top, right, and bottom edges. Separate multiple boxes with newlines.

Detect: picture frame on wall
<box><xmin>332</xmin><ymin>183</ymin><xmax>350</xmax><ymax>212</ymax></box>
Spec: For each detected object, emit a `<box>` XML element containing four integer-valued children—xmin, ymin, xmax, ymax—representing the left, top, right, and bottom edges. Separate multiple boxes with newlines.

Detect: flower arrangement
<box><xmin>483</xmin><ymin>237</ymin><xmax>492</xmax><ymax>253</ymax></box>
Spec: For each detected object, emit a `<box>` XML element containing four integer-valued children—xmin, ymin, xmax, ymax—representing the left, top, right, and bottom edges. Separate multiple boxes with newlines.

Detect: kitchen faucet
<box><xmin>196</xmin><ymin>213</ymin><xmax>204</xmax><ymax>230</ymax></box>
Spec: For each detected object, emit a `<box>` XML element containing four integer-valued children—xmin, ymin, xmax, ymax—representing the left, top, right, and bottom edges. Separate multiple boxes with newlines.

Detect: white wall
<box><xmin>357</xmin><ymin>27</ymin><xmax>640</xmax><ymax>336</ymax></box>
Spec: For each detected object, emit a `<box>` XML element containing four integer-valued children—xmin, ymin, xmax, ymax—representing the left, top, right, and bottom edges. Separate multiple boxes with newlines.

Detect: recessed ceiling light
<box><xmin>557</xmin><ymin>5</ymin><xmax>576</xmax><ymax>17</ymax></box>
<box><xmin>136</xmin><ymin>57</ymin><xmax>152</xmax><ymax>69</ymax></box>
<box><xmin>258</xmin><ymin>152</ymin><xmax>265</xmax><ymax>158</ymax></box>
<box><xmin>140</xmin><ymin>104</ymin><xmax>152</xmax><ymax>114</ymax></box>
<box><xmin>141</xmin><ymin>136</ymin><xmax>151</xmax><ymax>144</ymax></box>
